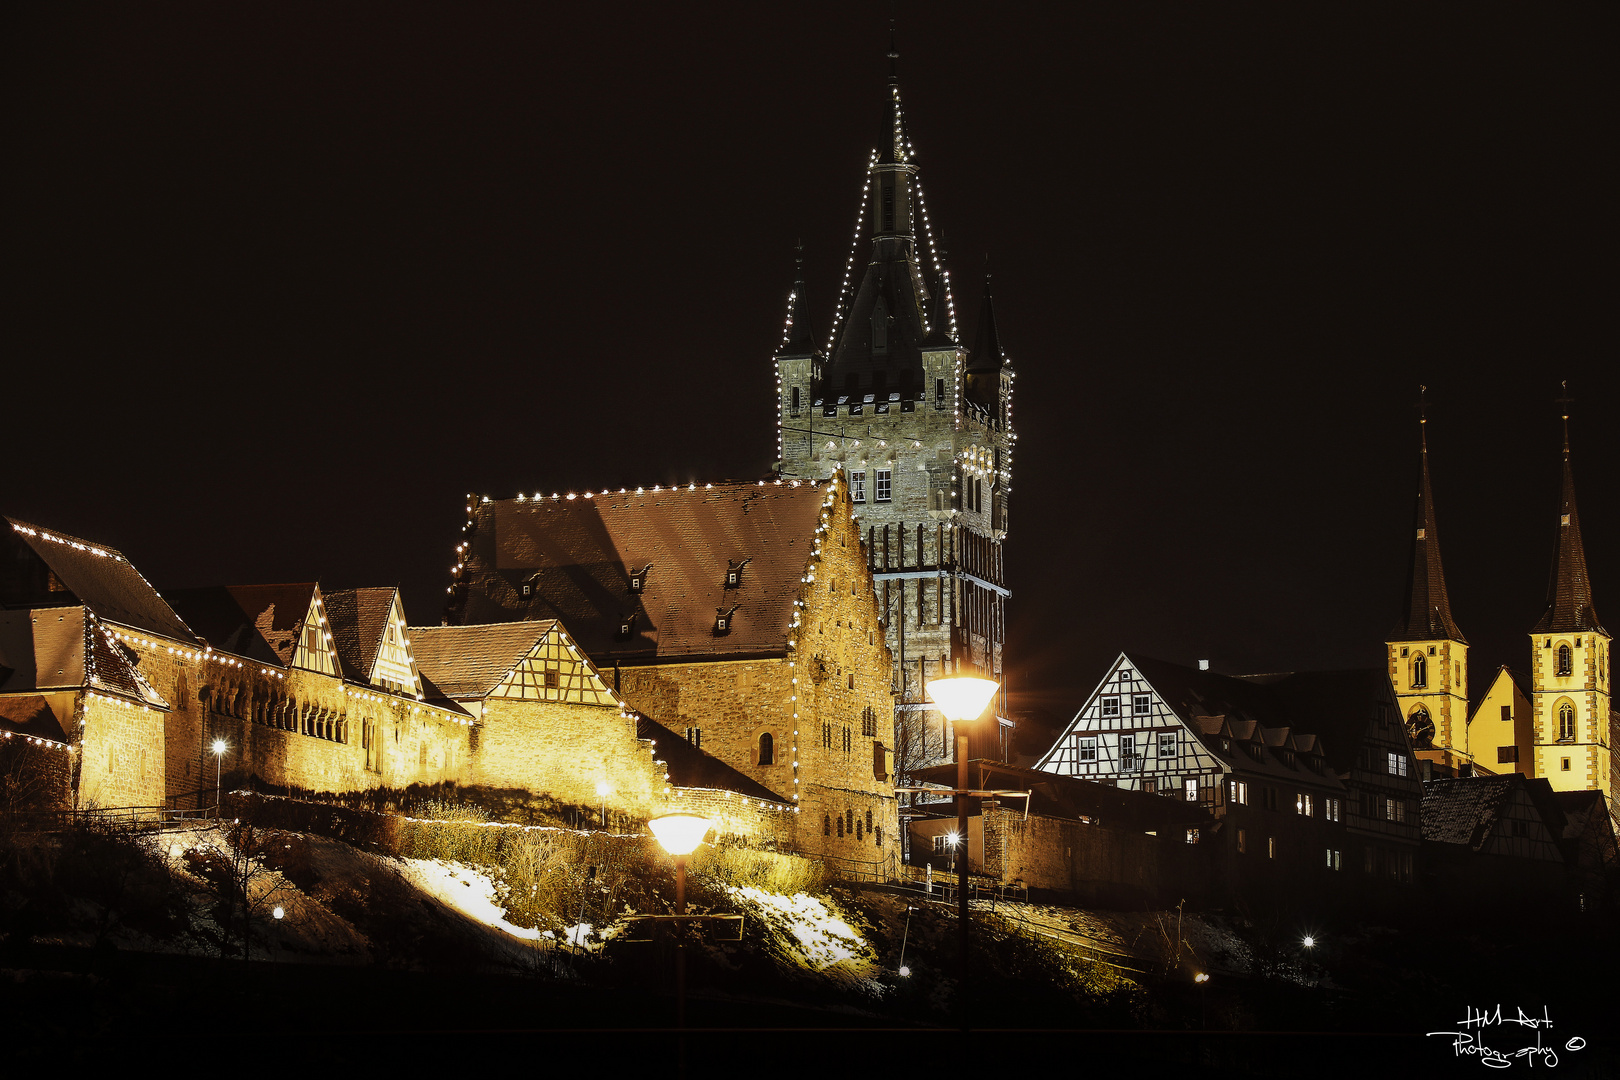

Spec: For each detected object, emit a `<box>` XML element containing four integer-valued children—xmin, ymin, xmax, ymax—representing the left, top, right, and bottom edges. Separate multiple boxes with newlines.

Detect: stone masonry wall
<box><xmin>77</xmin><ymin>692</ymin><xmax>166</xmax><ymax>810</ymax></box>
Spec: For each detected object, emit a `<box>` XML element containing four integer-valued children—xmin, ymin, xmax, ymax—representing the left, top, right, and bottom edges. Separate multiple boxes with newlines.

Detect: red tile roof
<box><xmin>451</xmin><ymin>481</ymin><xmax>830</xmax><ymax>662</ymax></box>
<box><xmin>409</xmin><ymin>621</ymin><xmax>558</xmax><ymax>700</ymax></box>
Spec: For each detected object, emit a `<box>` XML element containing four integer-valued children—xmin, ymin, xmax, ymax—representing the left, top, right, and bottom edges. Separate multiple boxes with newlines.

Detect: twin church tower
<box><xmin>1387</xmin><ymin>398</ymin><xmax>1611</xmax><ymax>802</ymax></box>
<box><xmin>770</xmin><ymin>49</ymin><xmax>1014</xmax><ymax>759</ymax></box>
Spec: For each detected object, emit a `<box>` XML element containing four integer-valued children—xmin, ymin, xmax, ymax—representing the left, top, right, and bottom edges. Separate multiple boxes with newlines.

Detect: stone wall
<box><xmin>466</xmin><ymin>697</ymin><xmax>668</xmax><ymax>816</ymax></box>
<box><xmin>978</xmin><ymin>804</ymin><xmax>1205</xmax><ymax>909</ymax></box>
<box><xmin>77</xmin><ymin>692</ymin><xmax>166</xmax><ymax>809</ymax></box>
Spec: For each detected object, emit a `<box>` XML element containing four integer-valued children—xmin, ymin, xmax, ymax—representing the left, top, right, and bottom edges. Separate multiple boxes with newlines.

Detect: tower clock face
<box><xmin>1406</xmin><ymin>710</ymin><xmax>1435</xmax><ymax>750</ymax></box>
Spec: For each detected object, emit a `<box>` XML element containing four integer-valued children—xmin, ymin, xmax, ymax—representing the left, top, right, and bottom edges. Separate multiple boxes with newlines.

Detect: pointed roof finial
<box><xmin>1556</xmin><ymin>379</ymin><xmax>1573</xmax><ymax>454</ymax></box>
<box><xmin>888</xmin><ymin>22</ymin><xmax>899</xmax><ymax>82</ymax></box>
<box><xmin>1419</xmin><ymin>384</ymin><xmax>1428</xmax><ymax>452</ymax></box>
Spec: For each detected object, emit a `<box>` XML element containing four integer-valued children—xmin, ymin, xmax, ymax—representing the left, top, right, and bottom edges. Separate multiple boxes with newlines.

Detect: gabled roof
<box><xmin>164</xmin><ymin>585</ymin><xmax>304</xmax><ymax>666</ymax></box>
<box><xmin>323</xmin><ymin>587</ymin><xmax>401</xmax><ymax>684</ymax></box>
<box><xmin>1467</xmin><ymin>666</ymin><xmax>1531</xmax><ymax>722</ymax></box>
<box><xmin>0</xmin><ymin>695</ymin><xmax>71</xmax><ymax>742</ymax></box>
<box><xmin>409</xmin><ymin>620</ymin><xmax>559</xmax><ymax>700</ymax></box>
<box><xmin>635</xmin><ymin>714</ymin><xmax>788</xmax><ymax>805</ymax></box>
<box><xmin>1389</xmin><ymin>422</ymin><xmax>1465</xmax><ymax>643</ymax></box>
<box><xmin>1422</xmin><ymin>774</ymin><xmax>1565</xmax><ymax>850</ymax></box>
<box><xmin>449</xmin><ymin>480</ymin><xmax>833</xmax><ymax>663</ymax></box>
<box><xmin>3</xmin><ymin>518</ymin><xmax>193</xmax><ymax>641</ymax></box>
<box><xmin>1533</xmin><ymin>426</ymin><xmax>1605</xmax><ymax>634</ymax></box>
<box><xmin>0</xmin><ymin>606</ymin><xmax>168</xmax><ymax>709</ymax></box>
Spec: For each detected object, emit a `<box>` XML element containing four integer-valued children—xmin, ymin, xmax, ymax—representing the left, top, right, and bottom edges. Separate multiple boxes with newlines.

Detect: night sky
<box><xmin>6</xmin><ymin>5</ymin><xmax>1615</xmax><ymax>744</ymax></box>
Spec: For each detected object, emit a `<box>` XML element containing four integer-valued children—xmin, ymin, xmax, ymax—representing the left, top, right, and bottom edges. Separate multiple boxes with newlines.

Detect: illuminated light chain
<box><xmin>9</xmin><ymin>522</ymin><xmax>125</xmax><ymax>562</ymax></box>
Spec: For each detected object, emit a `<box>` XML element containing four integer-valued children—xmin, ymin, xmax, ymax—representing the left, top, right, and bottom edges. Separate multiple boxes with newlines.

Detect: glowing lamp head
<box><xmin>211</xmin><ymin>739</ymin><xmax>228</xmax><ymax>756</ymax></box>
<box><xmin>927</xmin><ymin>676</ymin><xmax>999</xmax><ymax>725</ymax></box>
<box><xmin>596</xmin><ymin>781</ymin><xmax>612</xmax><ymax>798</ymax></box>
<box><xmin>1195</xmin><ymin>972</ymin><xmax>1210</xmax><ymax>984</ymax></box>
<box><xmin>648</xmin><ymin>814</ymin><xmax>713</xmax><ymax>857</ymax></box>
<box><xmin>898</xmin><ymin>965</ymin><xmax>911</xmax><ymax>978</ymax></box>
<box><xmin>273</xmin><ymin>906</ymin><xmax>285</xmax><ymax>920</ymax></box>
<box><xmin>1302</xmin><ymin>935</ymin><xmax>1316</xmax><ymax>949</ymax></box>
<box><xmin>945</xmin><ymin>831</ymin><xmax>961</xmax><ymax>849</ymax></box>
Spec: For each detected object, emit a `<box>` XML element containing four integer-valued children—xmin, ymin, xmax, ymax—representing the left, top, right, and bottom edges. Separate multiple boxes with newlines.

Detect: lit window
<box><xmin>1385</xmin><ymin>798</ymin><xmax>1405</xmax><ymax>823</ymax></box>
<box><xmin>1297</xmin><ymin>793</ymin><xmax>1313</xmax><ymax>816</ymax></box>
<box><xmin>1267</xmin><ymin>837</ymin><xmax>1276</xmax><ymax>859</ymax></box>
<box><xmin>875</xmin><ymin>469</ymin><xmax>892</xmax><ymax>502</ymax></box>
<box><xmin>1078</xmin><ymin>736</ymin><xmax>1097</xmax><ymax>762</ymax></box>
<box><xmin>1185</xmin><ymin>828</ymin><xmax>1200</xmax><ymax>845</ymax></box>
<box><xmin>1387</xmin><ymin>752</ymin><xmax>1408</xmax><ymax>777</ymax></box>
<box><xmin>1326</xmin><ymin>848</ymin><xmax>1341</xmax><ymax>871</ymax></box>
<box><xmin>1229</xmin><ymin>780</ymin><xmax>1249</xmax><ymax>805</ymax></box>
<box><xmin>1325</xmin><ymin>798</ymin><xmax>1341</xmax><ymax>822</ymax></box>
<box><xmin>1184</xmin><ymin>778</ymin><xmax>1198</xmax><ymax>803</ymax></box>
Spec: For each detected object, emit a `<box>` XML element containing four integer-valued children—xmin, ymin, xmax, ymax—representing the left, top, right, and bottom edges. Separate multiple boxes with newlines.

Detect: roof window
<box><xmin>715</xmin><ymin>606</ymin><xmax>738</xmax><ymax>636</ymax></box>
<box><xmin>629</xmin><ymin>564</ymin><xmax>652</xmax><ymax>594</ymax></box>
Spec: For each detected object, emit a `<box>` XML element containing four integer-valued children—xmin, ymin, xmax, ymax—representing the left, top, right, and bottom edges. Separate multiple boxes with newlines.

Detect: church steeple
<box><xmin>1533</xmin><ymin>392</ymin><xmax>1604</xmax><ymax>634</ymax></box>
<box><xmin>1386</xmin><ymin>393</ymin><xmax>1470</xmax><ymax>773</ymax></box>
<box><xmin>1391</xmin><ymin>401</ymin><xmax>1465</xmax><ymax>643</ymax></box>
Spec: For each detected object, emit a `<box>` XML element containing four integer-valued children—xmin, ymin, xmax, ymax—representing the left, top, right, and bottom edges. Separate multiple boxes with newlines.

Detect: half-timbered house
<box><xmin>1040</xmin><ymin>654</ymin><xmax>1422</xmax><ymax>908</ymax></box>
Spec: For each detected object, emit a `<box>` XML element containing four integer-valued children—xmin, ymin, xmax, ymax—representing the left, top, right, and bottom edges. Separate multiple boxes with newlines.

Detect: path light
<box><xmin>649</xmin><ymin>813</ymin><xmax>713</xmax><ymax>1057</ymax></box>
<box><xmin>927</xmin><ymin>674</ymin><xmax>1000</xmax><ymax>1032</ymax></box>
<box><xmin>1302</xmin><ymin>935</ymin><xmax>1316</xmax><ymax>949</ymax></box>
<box><xmin>211</xmin><ymin>739</ymin><xmax>229</xmax><ymax>812</ymax></box>
<box><xmin>596</xmin><ymin>781</ymin><xmax>612</xmax><ymax>830</ymax></box>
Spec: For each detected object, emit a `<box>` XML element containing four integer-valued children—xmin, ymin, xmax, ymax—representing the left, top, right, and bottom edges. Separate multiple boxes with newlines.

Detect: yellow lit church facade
<box><xmin>1385</xmin><ymin>408</ymin><xmax>1612</xmax><ymax>811</ymax></box>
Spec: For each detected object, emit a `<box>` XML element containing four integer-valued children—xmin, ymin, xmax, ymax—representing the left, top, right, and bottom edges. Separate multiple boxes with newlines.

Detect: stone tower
<box><xmin>774</xmin><ymin>49</ymin><xmax>1014</xmax><ymax>774</ymax></box>
<box><xmin>1528</xmin><ymin>402</ymin><xmax>1612</xmax><ymax>797</ymax></box>
<box><xmin>1386</xmin><ymin>406</ymin><xmax>1471</xmax><ymax>776</ymax></box>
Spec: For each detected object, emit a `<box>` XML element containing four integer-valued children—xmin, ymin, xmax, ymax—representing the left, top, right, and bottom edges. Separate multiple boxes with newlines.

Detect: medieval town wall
<box><xmin>77</xmin><ymin>692</ymin><xmax>166</xmax><ymax>810</ymax></box>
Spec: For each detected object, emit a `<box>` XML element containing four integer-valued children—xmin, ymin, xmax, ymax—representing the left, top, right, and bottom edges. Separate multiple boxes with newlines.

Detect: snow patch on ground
<box><xmin>399</xmin><ymin>858</ymin><xmax>540</xmax><ymax>941</ymax></box>
<box><xmin>727</xmin><ymin>886</ymin><xmax>886</xmax><ymax>998</ymax></box>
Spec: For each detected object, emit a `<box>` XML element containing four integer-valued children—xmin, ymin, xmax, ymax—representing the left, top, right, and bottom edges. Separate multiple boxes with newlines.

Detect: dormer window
<box><xmin>629</xmin><ymin>564</ymin><xmax>651</xmax><ymax>594</ymax></box>
<box><xmin>724</xmin><ymin>558</ymin><xmax>750</xmax><ymax>589</ymax></box>
<box><xmin>616</xmin><ymin>614</ymin><xmax>636</xmax><ymax>641</ymax></box>
<box><xmin>715</xmin><ymin>606</ymin><xmax>738</xmax><ymax>635</ymax></box>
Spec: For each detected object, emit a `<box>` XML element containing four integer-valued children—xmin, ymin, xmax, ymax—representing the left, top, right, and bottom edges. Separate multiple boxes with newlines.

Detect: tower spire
<box><xmin>1391</xmin><ymin>388</ymin><xmax>1465</xmax><ymax>643</ymax></box>
<box><xmin>1534</xmin><ymin>382</ymin><xmax>1604</xmax><ymax>633</ymax></box>
<box><xmin>775</xmin><ymin>241</ymin><xmax>816</xmax><ymax>358</ymax></box>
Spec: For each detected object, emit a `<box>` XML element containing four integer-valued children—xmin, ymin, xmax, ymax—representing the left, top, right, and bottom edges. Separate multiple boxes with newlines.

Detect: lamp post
<box><xmin>596</xmin><ymin>781</ymin><xmax>612</xmax><ymax>830</ymax></box>
<box><xmin>927</xmin><ymin>674</ymin><xmax>999</xmax><ymax>1030</ymax></box>
<box><xmin>211</xmin><ymin>739</ymin><xmax>228</xmax><ymax>813</ymax></box>
<box><xmin>648</xmin><ymin>813</ymin><xmax>713</xmax><ymax>1048</ymax></box>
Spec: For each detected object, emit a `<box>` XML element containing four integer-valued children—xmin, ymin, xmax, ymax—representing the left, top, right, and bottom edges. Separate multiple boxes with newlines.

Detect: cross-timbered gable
<box><xmin>291</xmin><ymin>588</ymin><xmax>339</xmax><ymax>676</ymax></box>
<box><xmin>1038</xmin><ymin>654</ymin><xmax>1224</xmax><ymax>799</ymax></box>
<box><xmin>367</xmin><ymin>591</ymin><xmax>422</xmax><ymax>697</ymax></box>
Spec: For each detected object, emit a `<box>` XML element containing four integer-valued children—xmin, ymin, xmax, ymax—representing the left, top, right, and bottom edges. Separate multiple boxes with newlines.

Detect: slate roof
<box><xmin>635</xmin><ymin>714</ymin><xmax>788</xmax><ymax>805</ymax></box>
<box><xmin>1533</xmin><ymin>441</ymin><xmax>1605</xmax><ymax>634</ymax></box>
<box><xmin>323</xmin><ymin>587</ymin><xmax>399</xmax><ymax>684</ymax></box>
<box><xmin>451</xmin><ymin>480</ymin><xmax>830</xmax><ymax>663</ymax></box>
<box><xmin>0</xmin><ymin>606</ymin><xmax>167</xmax><ymax>708</ymax></box>
<box><xmin>164</xmin><ymin>585</ymin><xmax>304</xmax><ymax>666</ymax></box>
<box><xmin>1422</xmin><ymin>774</ymin><xmax>1565</xmax><ymax>851</ymax></box>
<box><xmin>1389</xmin><ymin>430</ymin><xmax>1465</xmax><ymax>643</ymax></box>
<box><xmin>409</xmin><ymin>621</ymin><xmax>559</xmax><ymax>700</ymax></box>
<box><xmin>1117</xmin><ymin>654</ymin><xmax>1371</xmax><ymax>785</ymax></box>
<box><xmin>3</xmin><ymin>518</ymin><xmax>193</xmax><ymax>640</ymax></box>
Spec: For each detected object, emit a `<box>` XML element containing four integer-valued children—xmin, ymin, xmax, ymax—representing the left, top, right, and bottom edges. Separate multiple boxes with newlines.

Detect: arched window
<box><xmin>824</xmin><ymin>814</ymin><xmax>831</xmax><ymax>837</ymax></box>
<box><xmin>758</xmin><ymin>732</ymin><xmax>774</xmax><ymax>766</ymax></box>
<box><xmin>875</xmin><ymin>825</ymin><xmax>883</xmax><ymax>847</ymax></box>
<box><xmin>1559</xmin><ymin>702</ymin><xmax>1575</xmax><ymax>741</ymax></box>
<box><xmin>1411</xmin><ymin>654</ymin><xmax>1427</xmax><ymax>688</ymax></box>
<box><xmin>836</xmin><ymin>815</ymin><xmax>844</xmax><ymax>838</ymax></box>
<box><xmin>1557</xmin><ymin>644</ymin><xmax>1573</xmax><ymax>676</ymax></box>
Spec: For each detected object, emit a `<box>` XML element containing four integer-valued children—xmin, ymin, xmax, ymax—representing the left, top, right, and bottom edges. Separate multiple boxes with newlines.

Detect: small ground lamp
<box><xmin>596</xmin><ymin>781</ymin><xmax>612</xmax><ymax>829</ymax></box>
<box><xmin>926</xmin><ymin>674</ymin><xmax>999</xmax><ymax>1029</ymax></box>
<box><xmin>648</xmin><ymin>813</ymin><xmax>713</xmax><ymax>1036</ymax></box>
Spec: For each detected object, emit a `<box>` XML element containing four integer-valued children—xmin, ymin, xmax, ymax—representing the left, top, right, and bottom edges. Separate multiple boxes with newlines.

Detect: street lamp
<box><xmin>649</xmin><ymin>813</ymin><xmax>713</xmax><ymax>1039</ymax></box>
<box><xmin>211</xmin><ymin>739</ymin><xmax>228</xmax><ymax>812</ymax></box>
<box><xmin>927</xmin><ymin>674</ymin><xmax>999</xmax><ymax>1029</ymax></box>
<box><xmin>596</xmin><ymin>781</ymin><xmax>612</xmax><ymax>830</ymax></box>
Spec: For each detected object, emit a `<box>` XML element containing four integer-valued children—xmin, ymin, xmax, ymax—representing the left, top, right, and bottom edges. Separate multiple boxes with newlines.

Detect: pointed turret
<box><xmin>775</xmin><ymin>247</ymin><xmax>817</xmax><ymax>360</ymax></box>
<box><xmin>967</xmin><ymin>276</ymin><xmax>1005</xmax><ymax>374</ymax></box>
<box><xmin>1391</xmin><ymin>410</ymin><xmax>1466</xmax><ymax>643</ymax></box>
<box><xmin>1533</xmin><ymin>404</ymin><xmax>1605</xmax><ymax>634</ymax></box>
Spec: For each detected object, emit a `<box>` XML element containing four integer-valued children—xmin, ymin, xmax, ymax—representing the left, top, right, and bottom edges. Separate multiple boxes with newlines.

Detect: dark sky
<box><xmin>5</xmin><ymin>4</ymin><xmax>1615</xmax><ymax>738</ymax></box>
